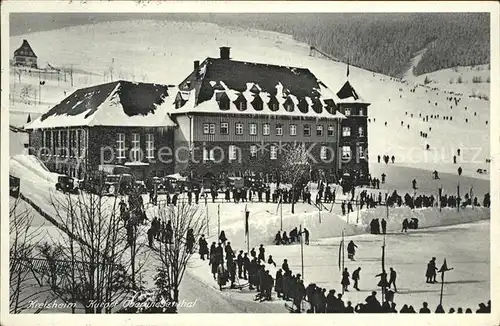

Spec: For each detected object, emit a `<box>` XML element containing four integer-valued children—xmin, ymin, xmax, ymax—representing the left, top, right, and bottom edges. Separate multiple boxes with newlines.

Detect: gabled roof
<box><xmin>173</xmin><ymin>57</ymin><xmax>348</xmax><ymax>119</ymax></box>
<box><xmin>14</xmin><ymin>39</ymin><xmax>37</xmax><ymax>58</ymax></box>
<box><xmin>335</xmin><ymin>81</ymin><xmax>368</xmax><ymax>104</ymax></box>
<box><xmin>26</xmin><ymin>80</ymin><xmax>176</xmax><ymax>129</ymax></box>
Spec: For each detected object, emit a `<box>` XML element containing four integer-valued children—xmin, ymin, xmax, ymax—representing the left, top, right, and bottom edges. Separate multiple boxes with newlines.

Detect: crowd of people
<box><xmin>274</xmin><ymin>227</ymin><xmax>310</xmax><ymax>245</ymax></box>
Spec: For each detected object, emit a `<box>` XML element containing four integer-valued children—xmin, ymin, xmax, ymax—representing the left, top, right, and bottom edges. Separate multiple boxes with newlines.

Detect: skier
<box><xmin>453</xmin><ymin>155</ymin><xmax>457</xmax><ymax>164</ymax></box>
<box><xmin>347</xmin><ymin>240</ymin><xmax>358</xmax><ymax>261</ymax></box>
<box><xmin>377</xmin><ymin>155</ymin><xmax>381</xmax><ymax>163</ymax></box>
<box><xmin>412</xmin><ymin>179</ymin><xmax>417</xmax><ymax>190</ymax></box>
<box><xmin>381</xmin><ymin>218</ymin><xmax>387</xmax><ymax>235</ymax></box>
<box><xmin>391</xmin><ymin>155</ymin><xmax>395</xmax><ymax>164</ymax></box>
<box><xmin>388</xmin><ymin>267</ymin><xmax>397</xmax><ymax>292</ymax></box>
<box><xmin>352</xmin><ymin>267</ymin><xmax>361</xmax><ymax>291</ymax></box>
<box><xmin>458</xmin><ymin>166</ymin><xmax>463</xmax><ymax>176</ymax></box>
<box><xmin>341</xmin><ymin>268</ymin><xmax>350</xmax><ymax>292</ymax></box>
<box><xmin>381</xmin><ymin>173</ymin><xmax>386</xmax><ymax>184</ymax></box>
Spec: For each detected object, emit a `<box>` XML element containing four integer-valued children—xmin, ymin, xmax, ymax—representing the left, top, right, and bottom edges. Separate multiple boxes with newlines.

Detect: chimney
<box><xmin>194</xmin><ymin>60</ymin><xmax>200</xmax><ymax>71</ymax></box>
<box><xmin>219</xmin><ymin>46</ymin><xmax>231</xmax><ymax>60</ymax></box>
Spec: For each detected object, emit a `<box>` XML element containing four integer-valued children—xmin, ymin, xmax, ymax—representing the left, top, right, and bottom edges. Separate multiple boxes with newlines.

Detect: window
<box><xmin>203</xmin><ymin>148</ymin><xmax>209</xmax><ymax>161</ymax></box>
<box><xmin>263</xmin><ymin>123</ymin><xmax>270</xmax><ymax>136</ymax></box>
<box><xmin>175</xmin><ymin>100</ymin><xmax>183</xmax><ymax>109</ymax></box>
<box><xmin>358</xmin><ymin>146</ymin><xmax>366</xmax><ymax>159</ymax></box>
<box><xmin>209</xmin><ymin>148</ymin><xmax>215</xmax><ymax>161</ymax></box>
<box><xmin>117</xmin><ymin>133</ymin><xmax>125</xmax><ymax>159</ymax></box>
<box><xmin>250</xmin><ymin>145</ymin><xmax>257</xmax><ymax>158</ymax></box>
<box><xmin>146</xmin><ymin>134</ymin><xmax>155</xmax><ymax>159</ymax></box>
<box><xmin>236</xmin><ymin>123</ymin><xmax>243</xmax><ymax>135</ymax></box>
<box><xmin>238</xmin><ymin>101</ymin><xmax>247</xmax><ymax>111</ymax></box>
<box><xmin>342</xmin><ymin>146</ymin><xmax>352</xmax><ymax>159</ymax></box>
<box><xmin>344</xmin><ymin>108</ymin><xmax>351</xmax><ymax>116</ymax></box>
<box><xmin>320</xmin><ymin>146</ymin><xmax>328</xmax><ymax>160</ymax></box>
<box><xmin>304</xmin><ymin>124</ymin><xmax>311</xmax><ymax>137</ymax></box>
<box><xmin>285</xmin><ymin>102</ymin><xmax>294</xmax><ymax>112</ymax></box>
<box><xmin>358</xmin><ymin>126</ymin><xmax>365</xmax><ymax>137</ymax></box>
<box><xmin>203</xmin><ymin>123</ymin><xmax>215</xmax><ymax>135</ymax></box>
<box><xmin>328</xmin><ymin>125</ymin><xmax>335</xmax><ymax>137</ymax></box>
<box><xmin>290</xmin><ymin>124</ymin><xmax>297</xmax><ymax>136</ymax></box>
<box><xmin>342</xmin><ymin>127</ymin><xmax>351</xmax><ymax>137</ymax></box>
<box><xmin>270</xmin><ymin>102</ymin><xmax>279</xmax><ymax>111</ymax></box>
<box><xmin>316</xmin><ymin>125</ymin><xmax>324</xmax><ymax>136</ymax></box>
<box><xmin>221</xmin><ymin>122</ymin><xmax>229</xmax><ymax>135</ymax></box>
<box><xmin>249</xmin><ymin>123</ymin><xmax>257</xmax><ymax>135</ymax></box>
<box><xmin>131</xmin><ymin>133</ymin><xmax>140</xmax><ymax>161</ymax></box>
<box><xmin>270</xmin><ymin>145</ymin><xmax>277</xmax><ymax>160</ymax></box>
<box><xmin>276</xmin><ymin>123</ymin><xmax>283</xmax><ymax>136</ymax></box>
<box><xmin>359</xmin><ymin>108</ymin><xmax>364</xmax><ymax>116</ymax></box>
<box><xmin>229</xmin><ymin>145</ymin><xmax>237</xmax><ymax>160</ymax></box>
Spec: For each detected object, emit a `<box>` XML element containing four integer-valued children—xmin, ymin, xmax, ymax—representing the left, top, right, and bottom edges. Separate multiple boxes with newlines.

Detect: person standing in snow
<box><xmin>388</xmin><ymin>267</ymin><xmax>397</xmax><ymax>292</ymax></box>
<box><xmin>341</xmin><ymin>268</ymin><xmax>350</xmax><ymax>292</ymax></box>
<box><xmin>347</xmin><ymin>240</ymin><xmax>358</xmax><ymax>261</ymax></box>
<box><xmin>341</xmin><ymin>201</ymin><xmax>346</xmax><ymax>215</ymax></box>
<box><xmin>458</xmin><ymin>166</ymin><xmax>463</xmax><ymax>176</ymax></box>
<box><xmin>303</xmin><ymin>228</ymin><xmax>310</xmax><ymax>245</ymax></box>
<box><xmin>412</xmin><ymin>179</ymin><xmax>417</xmax><ymax>190</ymax></box>
<box><xmin>267</xmin><ymin>255</ymin><xmax>276</xmax><ymax>267</ymax></box>
<box><xmin>352</xmin><ymin>267</ymin><xmax>361</xmax><ymax>291</ymax></box>
<box><xmin>258</xmin><ymin>244</ymin><xmax>265</xmax><ymax>262</ymax></box>
<box><xmin>381</xmin><ymin>218</ymin><xmax>387</xmax><ymax>235</ymax></box>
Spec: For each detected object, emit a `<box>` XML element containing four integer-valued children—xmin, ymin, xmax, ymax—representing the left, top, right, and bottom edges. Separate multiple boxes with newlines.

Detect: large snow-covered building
<box><xmin>170</xmin><ymin>47</ymin><xmax>370</xmax><ymax>183</ymax></box>
<box><xmin>26</xmin><ymin>80</ymin><xmax>176</xmax><ymax>179</ymax></box>
<box><xmin>13</xmin><ymin>39</ymin><xmax>38</xmax><ymax>68</ymax></box>
<box><xmin>26</xmin><ymin>47</ymin><xmax>370</xmax><ymax>184</ymax></box>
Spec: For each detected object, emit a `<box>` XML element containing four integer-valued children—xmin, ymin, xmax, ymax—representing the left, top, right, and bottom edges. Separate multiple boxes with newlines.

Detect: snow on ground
<box><xmin>9</xmin><ymin>20</ymin><xmax>491</xmax><ymax>179</ymax></box>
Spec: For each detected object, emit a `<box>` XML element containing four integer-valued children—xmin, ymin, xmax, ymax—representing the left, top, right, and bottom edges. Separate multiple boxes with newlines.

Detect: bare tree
<box><xmin>280</xmin><ymin>142</ymin><xmax>312</xmax><ymax>214</ymax></box>
<box><xmin>152</xmin><ymin>201</ymin><xmax>205</xmax><ymax>304</ymax></box>
<box><xmin>9</xmin><ymin>198</ymin><xmax>50</xmax><ymax>313</ymax></box>
<box><xmin>47</xmin><ymin>191</ymin><xmax>149</xmax><ymax>313</ymax></box>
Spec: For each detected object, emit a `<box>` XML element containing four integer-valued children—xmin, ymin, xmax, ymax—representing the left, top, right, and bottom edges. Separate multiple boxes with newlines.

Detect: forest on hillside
<box><xmin>11</xmin><ymin>12</ymin><xmax>490</xmax><ymax>77</ymax></box>
<box><xmin>193</xmin><ymin>13</ymin><xmax>490</xmax><ymax>77</ymax></box>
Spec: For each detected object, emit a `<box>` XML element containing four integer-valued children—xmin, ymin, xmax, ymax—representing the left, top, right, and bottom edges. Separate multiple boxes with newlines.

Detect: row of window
<box><xmin>202</xmin><ymin>144</ymin><xmax>366</xmax><ymax>161</ymax></box>
<box><xmin>343</xmin><ymin>108</ymin><xmax>365</xmax><ymax>116</ymax></box>
<box><xmin>41</xmin><ymin>129</ymin><xmax>86</xmax><ymax>157</ymax></box>
<box><xmin>203</xmin><ymin>122</ymin><xmax>365</xmax><ymax>138</ymax></box>
<box><xmin>116</xmin><ymin>133</ymin><xmax>155</xmax><ymax>160</ymax></box>
<box><xmin>204</xmin><ymin>122</ymin><xmax>337</xmax><ymax>137</ymax></box>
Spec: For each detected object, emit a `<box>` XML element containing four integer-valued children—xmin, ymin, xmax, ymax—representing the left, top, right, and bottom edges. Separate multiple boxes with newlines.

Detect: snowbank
<box><xmin>10</xmin><ymin>154</ymin><xmax>62</xmax><ymax>186</ymax></box>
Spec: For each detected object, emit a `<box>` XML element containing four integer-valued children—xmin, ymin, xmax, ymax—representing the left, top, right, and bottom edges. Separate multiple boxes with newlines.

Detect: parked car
<box><xmin>56</xmin><ymin>175</ymin><xmax>79</xmax><ymax>195</ymax></box>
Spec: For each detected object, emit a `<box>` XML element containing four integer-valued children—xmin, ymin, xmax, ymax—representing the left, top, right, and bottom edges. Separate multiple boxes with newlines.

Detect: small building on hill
<box><xmin>25</xmin><ymin>80</ymin><xmax>177</xmax><ymax>180</ymax></box>
<box><xmin>13</xmin><ymin>39</ymin><xmax>38</xmax><ymax>68</ymax></box>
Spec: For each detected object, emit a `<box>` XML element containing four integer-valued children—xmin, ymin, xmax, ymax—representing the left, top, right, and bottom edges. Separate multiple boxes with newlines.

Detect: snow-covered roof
<box><xmin>25</xmin><ymin>80</ymin><xmax>177</xmax><ymax>129</ymax></box>
<box><xmin>334</xmin><ymin>80</ymin><xmax>369</xmax><ymax>104</ymax></box>
<box><xmin>172</xmin><ymin>57</ymin><xmax>353</xmax><ymax>119</ymax></box>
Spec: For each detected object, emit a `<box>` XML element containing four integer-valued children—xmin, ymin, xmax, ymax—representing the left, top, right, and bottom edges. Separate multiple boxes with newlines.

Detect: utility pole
<box><xmin>206</xmin><ymin>202</ymin><xmax>210</xmax><ymax>237</ymax></box>
<box><xmin>341</xmin><ymin>229</ymin><xmax>345</xmax><ymax>294</ymax></box>
<box><xmin>280</xmin><ymin>196</ymin><xmax>283</xmax><ymax>231</ymax></box>
<box><xmin>217</xmin><ymin>204</ymin><xmax>220</xmax><ymax>237</ymax></box>
<box><xmin>300</xmin><ymin>224</ymin><xmax>304</xmax><ymax>280</ymax></box>
<box><xmin>457</xmin><ymin>182</ymin><xmax>460</xmax><ymax>212</ymax></box>
<box><xmin>438</xmin><ymin>259</ymin><xmax>453</xmax><ymax>306</ymax></box>
<box><xmin>381</xmin><ymin>233</ymin><xmax>386</xmax><ymax>303</ymax></box>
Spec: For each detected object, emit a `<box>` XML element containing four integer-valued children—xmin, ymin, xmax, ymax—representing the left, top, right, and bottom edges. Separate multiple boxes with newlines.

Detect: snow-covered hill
<box><xmin>9</xmin><ymin>20</ymin><xmax>491</xmax><ymax>180</ymax></box>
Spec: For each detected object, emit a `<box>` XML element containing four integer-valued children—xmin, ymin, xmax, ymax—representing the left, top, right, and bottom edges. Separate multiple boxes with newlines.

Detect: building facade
<box><xmin>13</xmin><ymin>39</ymin><xmax>38</xmax><ymax>68</ymax></box>
<box><xmin>27</xmin><ymin>47</ymin><xmax>370</xmax><ymax>184</ymax></box>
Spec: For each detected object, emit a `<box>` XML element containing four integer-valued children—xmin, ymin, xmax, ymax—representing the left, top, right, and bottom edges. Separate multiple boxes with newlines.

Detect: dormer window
<box><xmin>252</xmin><ymin>96</ymin><xmax>263</xmax><ymax>111</ymax></box>
<box><xmin>268</xmin><ymin>97</ymin><xmax>279</xmax><ymax>112</ymax></box>
<box><xmin>344</xmin><ymin>108</ymin><xmax>351</xmax><ymax>116</ymax></box>
<box><xmin>238</xmin><ymin>101</ymin><xmax>247</xmax><ymax>111</ymax></box>
<box><xmin>298</xmin><ymin>99</ymin><xmax>308</xmax><ymax>114</ymax></box>
<box><xmin>284</xmin><ymin>98</ymin><xmax>294</xmax><ymax>112</ymax></box>
<box><xmin>312</xmin><ymin>99</ymin><xmax>323</xmax><ymax>114</ymax></box>
<box><xmin>216</xmin><ymin>92</ymin><xmax>230</xmax><ymax>111</ymax></box>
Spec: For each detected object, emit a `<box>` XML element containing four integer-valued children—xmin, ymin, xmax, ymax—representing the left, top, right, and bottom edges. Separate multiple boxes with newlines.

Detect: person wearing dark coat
<box><xmin>282</xmin><ymin>259</ymin><xmax>290</xmax><ymax>273</ymax></box>
<box><xmin>402</xmin><ymin>218</ymin><xmax>409</xmax><ymax>232</ymax></box>
<box><xmin>426</xmin><ymin>257</ymin><xmax>438</xmax><ymax>283</ymax></box>
<box><xmin>388</xmin><ymin>267</ymin><xmax>397</xmax><ymax>292</ymax></box>
<box><xmin>258</xmin><ymin>244</ymin><xmax>265</xmax><ymax>262</ymax></box>
<box><xmin>225</xmin><ymin>242</ymin><xmax>234</xmax><ymax>261</ymax></box>
<box><xmin>225</xmin><ymin>188</ymin><xmax>230</xmax><ymax>202</ymax></box>
<box><xmin>267</xmin><ymin>255</ymin><xmax>276</xmax><ymax>267</ymax></box>
<box><xmin>345</xmin><ymin>301</ymin><xmax>354</xmax><ymax>313</ymax></box>
<box><xmin>198</xmin><ymin>235</ymin><xmax>209</xmax><ymax>260</ymax></box>
<box><xmin>347</xmin><ymin>240</ymin><xmax>358</xmax><ymax>261</ymax></box>
<box><xmin>347</xmin><ymin>201</ymin><xmax>354</xmax><ymax>213</ymax></box>
<box><xmin>210</xmin><ymin>252</ymin><xmax>219</xmax><ymax>280</ymax></box>
<box><xmin>352</xmin><ymin>267</ymin><xmax>361</xmax><ymax>291</ymax></box>
<box><xmin>419</xmin><ymin>302</ymin><xmax>431</xmax><ymax>313</ymax></box>
<box><xmin>186</xmin><ymin>229</ymin><xmax>195</xmax><ymax>253</ymax></box>
<box><xmin>376</xmin><ymin>270</ymin><xmax>389</xmax><ymax>288</ymax></box>
<box><xmin>242</xmin><ymin>253</ymin><xmax>250</xmax><ymax>280</ymax></box>
<box><xmin>250</xmin><ymin>247</ymin><xmax>256</xmax><ymax>258</ymax></box>
<box><xmin>237</xmin><ymin>250</ymin><xmax>244</xmax><ymax>278</ymax></box>
<box><xmin>341</xmin><ymin>268</ymin><xmax>350</xmax><ymax>292</ymax></box>
<box><xmin>303</xmin><ymin>228</ymin><xmax>310</xmax><ymax>245</ymax></box>
<box><xmin>381</xmin><ymin>218</ymin><xmax>387</xmax><ymax>234</ymax></box>
<box><xmin>219</xmin><ymin>230</ymin><xmax>227</xmax><ymax>244</ymax></box>
<box><xmin>275</xmin><ymin>231</ymin><xmax>282</xmax><ymax>245</ymax></box>
<box><xmin>325</xmin><ymin>289</ymin><xmax>336</xmax><ymax>313</ymax></box>
<box><xmin>147</xmin><ymin>227</ymin><xmax>154</xmax><ymax>248</ymax></box>
<box><xmin>275</xmin><ymin>269</ymin><xmax>283</xmax><ymax>297</ymax></box>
